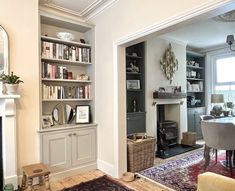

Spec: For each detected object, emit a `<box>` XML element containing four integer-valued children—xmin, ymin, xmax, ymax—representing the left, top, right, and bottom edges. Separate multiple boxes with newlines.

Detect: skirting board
<box><xmin>5</xmin><ymin>174</ymin><xmax>18</xmax><ymax>190</ymax></box>
<box><xmin>97</xmin><ymin>158</ymin><xmax>115</xmax><ymax>177</ymax></box>
<box><xmin>17</xmin><ymin>162</ymin><xmax>97</xmax><ymax>187</ymax></box>
<box><xmin>50</xmin><ymin>162</ymin><xmax>97</xmax><ymax>181</ymax></box>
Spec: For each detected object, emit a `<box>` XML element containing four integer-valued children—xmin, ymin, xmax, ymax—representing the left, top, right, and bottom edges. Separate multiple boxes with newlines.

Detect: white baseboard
<box><xmin>97</xmin><ymin>158</ymin><xmax>115</xmax><ymax>177</ymax></box>
<box><xmin>4</xmin><ymin>174</ymin><xmax>18</xmax><ymax>190</ymax></box>
<box><xmin>50</xmin><ymin>162</ymin><xmax>97</xmax><ymax>181</ymax></box>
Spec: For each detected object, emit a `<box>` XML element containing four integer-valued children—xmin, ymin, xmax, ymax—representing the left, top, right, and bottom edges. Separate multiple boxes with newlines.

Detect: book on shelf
<box><xmin>41</xmin><ymin>40</ymin><xmax>91</xmax><ymax>63</ymax></box>
<box><xmin>42</xmin><ymin>62</ymin><xmax>72</xmax><ymax>80</ymax></box>
<box><xmin>42</xmin><ymin>84</ymin><xmax>91</xmax><ymax>100</ymax></box>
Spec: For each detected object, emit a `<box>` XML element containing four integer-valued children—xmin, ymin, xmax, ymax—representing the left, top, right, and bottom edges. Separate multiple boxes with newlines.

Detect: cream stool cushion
<box><xmin>197</xmin><ymin>172</ymin><xmax>235</xmax><ymax>191</ymax></box>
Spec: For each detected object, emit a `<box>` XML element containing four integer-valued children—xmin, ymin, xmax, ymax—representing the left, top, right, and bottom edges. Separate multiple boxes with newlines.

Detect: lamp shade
<box><xmin>211</xmin><ymin>94</ymin><xmax>224</xmax><ymax>103</ymax></box>
<box><xmin>226</xmin><ymin>35</ymin><xmax>234</xmax><ymax>46</ymax></box>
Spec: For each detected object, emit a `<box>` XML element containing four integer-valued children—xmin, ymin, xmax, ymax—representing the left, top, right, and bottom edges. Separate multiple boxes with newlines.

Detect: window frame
<box><xmin>214</xmin><ymin>55</ymin><xmax>235</xmax><ymax>87</ymax></box>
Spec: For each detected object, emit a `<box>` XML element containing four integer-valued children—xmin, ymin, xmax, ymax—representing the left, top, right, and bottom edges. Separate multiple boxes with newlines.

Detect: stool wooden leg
<box><xmin>27</xmin><ymin>178</ymin><xmax>33</xmax><ymax>191</ymax></box>
<box><xmin>45</xmin><ymin>174</ymin><xmax>50</xmax><ymax>191</ymax></box>
<box><xmin>21</xmin><ymin>172</ymin><xmax>27</xmax><ymax>190</ymax></box>
<box><xmin>39</xmin><ymin>175</ymin><xmax>44</xmax><ymax>186</ymax></box>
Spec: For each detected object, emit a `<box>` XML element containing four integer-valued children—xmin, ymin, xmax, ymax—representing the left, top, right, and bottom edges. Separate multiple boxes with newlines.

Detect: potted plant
<box><xmin>1</xmin><ymin>72</ymin><xmax>24</xmax><ymax>94</ymax></box>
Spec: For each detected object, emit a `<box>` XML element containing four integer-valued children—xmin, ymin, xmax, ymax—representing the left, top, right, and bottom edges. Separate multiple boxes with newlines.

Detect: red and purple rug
<box><xmin>64</xmin><ymin>175</ymin><xmax>134</xmax><ymax>191</ymax></box>
<box><xmin>139</xmin><ymin>150</ymin><xmax>235</xmax><ymax>191</ymax></box>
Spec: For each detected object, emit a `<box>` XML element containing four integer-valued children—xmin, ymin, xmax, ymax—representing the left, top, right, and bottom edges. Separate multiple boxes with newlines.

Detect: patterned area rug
<box><xmin>64</xmin><ymin>175</ymin><xmax>134</xmax><ymax>191</ymax></box>
<box><xmin>139</xmin><ymin>150</ymin><xmax>235</xmax><ymax>191</ymax></box>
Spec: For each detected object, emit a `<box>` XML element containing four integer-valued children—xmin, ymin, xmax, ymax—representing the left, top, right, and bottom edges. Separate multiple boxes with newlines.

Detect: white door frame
<box><xmin>113</xmin><ymin>0</ymin><xmax>235</xmax><ymax>177</ymax></box>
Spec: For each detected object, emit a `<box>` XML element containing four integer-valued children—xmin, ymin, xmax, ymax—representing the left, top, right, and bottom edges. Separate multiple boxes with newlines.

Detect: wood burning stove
<box><xmin>156</xmin><ymin>105</ymin><xmax>178</xmax><ymax>157</ymax></box>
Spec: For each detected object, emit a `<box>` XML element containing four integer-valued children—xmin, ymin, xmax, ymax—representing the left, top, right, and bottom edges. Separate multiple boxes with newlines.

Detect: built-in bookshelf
<box><xmin>39</xmin><ymin>13</ymin><xmax>97</xmax><ymax>175</ymax></box>
<box><xmin>186</xmin><ymin>50</ymin><xmax>205</xmax><ymax>108</ymax></box>
<box><xmin>186</xmin><ymin>49</ymin><xmax>206</xmax><ymax>139</ymax></box>
<box><xmin>40</xmin><ymin>14</ymin><xmax>95</xmax><ymax>129</ymax></box>
<box><xmin>126</xmin><ymin>42</ymin><xmax>146</xmax><ymax>135</ymax></box>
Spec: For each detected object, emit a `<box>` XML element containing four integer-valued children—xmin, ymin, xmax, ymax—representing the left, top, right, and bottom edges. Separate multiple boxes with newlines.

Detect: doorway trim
<box><xmin>113</xmin><ymin>0</ymin><xmax>234</xmax><ymax>177</ymax></box>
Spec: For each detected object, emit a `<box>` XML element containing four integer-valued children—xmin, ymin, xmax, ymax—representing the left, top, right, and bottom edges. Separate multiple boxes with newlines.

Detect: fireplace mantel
<box><xmin>153</xmin><ymin>98</ymin><xmax>184</xmax><ymax>106</ymax></box>
<box><xmin>0</xmin><ymin>94</ymin><xmax>20</xmax><ymax>189</ymax></box>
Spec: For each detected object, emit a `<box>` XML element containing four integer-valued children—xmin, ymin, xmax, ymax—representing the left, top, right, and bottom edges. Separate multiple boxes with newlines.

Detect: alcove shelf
<box><xmin>126</xmin><ymin>42</ymin><xmax>146</xmax><ymax>135</ymax></box>
<box><xmin>186</xmin><ymin>48</ymin><xmax>206</xmax><ymax>140</ymax></box>
<box><xmin>39</xmin><ymin>12</ymin><xmax>96</xmax><ymax>175</ymax></box>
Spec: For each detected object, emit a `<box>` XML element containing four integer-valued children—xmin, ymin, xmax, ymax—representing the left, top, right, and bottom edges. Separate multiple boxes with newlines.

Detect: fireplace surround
<box><xmin>153</xmin><ymin>98</ymin><xmax>186</xmax><ymax>156</ymax></box>
<box><xmin>0</xmin><ymin>94</ymin><xmax>20</xmax><ymax>190</ymax></box>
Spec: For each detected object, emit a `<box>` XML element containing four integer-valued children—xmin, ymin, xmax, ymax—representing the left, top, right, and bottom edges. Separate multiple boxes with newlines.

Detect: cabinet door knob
<box><xmin>73</xmin><ymin>133</ymin><xmax>77</xmax><ymax>136</ymax></box>
<box><xmin>68</xmin><ymin>133</ymin><xmax>72</xmax><ymax>137</ymax></box>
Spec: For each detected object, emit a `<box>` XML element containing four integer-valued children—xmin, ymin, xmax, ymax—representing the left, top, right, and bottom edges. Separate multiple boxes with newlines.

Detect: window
<box><xmin>215</xmin><ymin>56</ymin><xmax>235</xmax><ymax>102</ymax></box>
<box><xmin>216</xmin><ymin>56</ymin><xmax>235</xmax><ymax>85</ymax></box>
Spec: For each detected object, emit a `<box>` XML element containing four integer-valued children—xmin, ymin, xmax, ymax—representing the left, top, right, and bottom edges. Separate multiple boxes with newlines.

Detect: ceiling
<box><xmin>161</xmin><ymin>10</ymin><xmax>235</xmax><ymax>50</ymax></box>
<box><xmin>39</xmin><ymin>1</ymin><xmax>235</xmax><ymax>50</ymax></box>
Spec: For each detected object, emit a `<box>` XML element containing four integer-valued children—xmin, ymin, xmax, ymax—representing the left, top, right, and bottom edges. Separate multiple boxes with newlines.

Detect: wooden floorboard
<box><xmin>23</xmin><ymin>169</ymin><xmax>169</xmax><ymax>191</ymax></box>
<box><xmin>20</xmin><ymin>148</ymin><xmax>205</xmax><ymax>190</ymax></box>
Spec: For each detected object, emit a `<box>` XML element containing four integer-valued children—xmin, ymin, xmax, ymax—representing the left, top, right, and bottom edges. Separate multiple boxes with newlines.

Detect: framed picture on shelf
<box><xmin>76</xmin><ymin>105</ymin><xmax>90</xmax><ymax>123</ymax></box>
<box><xmin>42</xmin><ymin>115</ymin><xmax>54</xmax><ymax>128</ymax></box>
<box><xmin>126</xmin><ymin>80</ymin><xmax>140</xmax><ymax>90</ymax></box>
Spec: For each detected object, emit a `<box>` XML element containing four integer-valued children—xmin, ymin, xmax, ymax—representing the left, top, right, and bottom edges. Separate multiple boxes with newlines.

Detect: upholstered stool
<box><xmin>21</xmin><ymin>163</ymin><xmax>50</xmax><ymax>191</ymax></box>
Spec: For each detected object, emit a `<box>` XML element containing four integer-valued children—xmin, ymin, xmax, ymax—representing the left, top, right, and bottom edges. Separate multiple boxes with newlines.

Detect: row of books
<box><xmin>42</xmin><ymin>84</ymin><xmax>91</xmax><ymax>100</ymax></box>
<box><xmin>41</xmin><ymin>41</ymin><xmax>91</xmax><ymax>63</ymax></box>
<box><xmin>42</xmin><ymin>62</ymin><xmax>73</xmax><ymax>79</ymax></box>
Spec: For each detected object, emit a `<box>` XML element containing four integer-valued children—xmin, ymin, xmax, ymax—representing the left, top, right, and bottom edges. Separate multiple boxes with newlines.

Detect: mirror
<box><xmin>52</xmin><ymin>103</ymin><xmax>75</xmax><ymax>125</ymax></box>
<box><xmin>0</xmin><ymin>26</ymin><xmax>9</xmax><ymax>75</ymax></box>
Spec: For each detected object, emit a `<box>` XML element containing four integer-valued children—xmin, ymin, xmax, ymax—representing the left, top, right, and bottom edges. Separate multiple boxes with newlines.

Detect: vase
<box><xmin>5</xmin><ymin>84</ymin><xmax>19</xmax><ymax>94</ymax></box>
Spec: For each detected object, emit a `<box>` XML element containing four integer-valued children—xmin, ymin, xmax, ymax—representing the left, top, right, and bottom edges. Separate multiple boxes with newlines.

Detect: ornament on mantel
<box><xmin>159</xmin><ymin>43</ymin><xmax>178</xmax><ymax>84</ymax></box>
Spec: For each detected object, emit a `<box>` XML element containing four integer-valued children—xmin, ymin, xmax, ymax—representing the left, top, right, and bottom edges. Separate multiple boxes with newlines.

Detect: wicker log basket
<box><xmin>127</xmin><ymin>133</ymin><xmax>156</xmax><ymax>172</ymax></box>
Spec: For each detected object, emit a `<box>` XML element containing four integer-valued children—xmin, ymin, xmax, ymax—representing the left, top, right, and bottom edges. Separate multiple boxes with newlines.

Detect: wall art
<box><xmin>160</xmin><ymin>43</ymin><xmax>178</xmax><ymax>84</ymax></box>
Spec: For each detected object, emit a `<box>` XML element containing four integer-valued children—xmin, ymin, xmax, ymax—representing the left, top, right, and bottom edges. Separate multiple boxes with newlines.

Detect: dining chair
<box><xmin>201</xmin><ymin>121</ymin><xmax>235</xmax><ymax>176</ymax></box>
<box><xmin>200</xmin><ymin>115</ymin><xmax>218</xmax><ymax>163</ymax></box>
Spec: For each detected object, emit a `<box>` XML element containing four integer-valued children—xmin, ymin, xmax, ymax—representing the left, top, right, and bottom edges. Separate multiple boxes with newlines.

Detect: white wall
<box><xmin>145</xmin><ymin>38</ymin><xmax>187</xmax><ymax>139</ymax></box>
<box><xmin>91</xmin><ymin>0</ymin><xmax>233</xmax><ymax>177</ymax></box>
<box><xmin>0</xmin><ymin>0</ymin><xmax>39</xmax><ymax>175</ymax></box>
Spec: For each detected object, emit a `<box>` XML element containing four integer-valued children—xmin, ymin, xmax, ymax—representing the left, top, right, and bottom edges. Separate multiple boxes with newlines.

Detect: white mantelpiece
<box><xmin>0</xmin><ymin>94</ymin><xmax>20</xmax><ymax>189</ymax></box>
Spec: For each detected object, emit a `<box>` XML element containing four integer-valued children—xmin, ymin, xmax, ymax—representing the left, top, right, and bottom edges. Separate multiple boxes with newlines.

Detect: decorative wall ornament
<box><xmin>160</xmin><ymin>43</ymin><xmax>178</xmax><ymax>84</ymax></box>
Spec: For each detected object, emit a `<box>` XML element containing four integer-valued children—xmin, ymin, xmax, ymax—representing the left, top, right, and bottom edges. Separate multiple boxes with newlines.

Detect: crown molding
<box><xmin>115</xmin><ymin>0</ymin><xmax>233</xmax><ymax>46</ymax></box>
<box><xmin>81</xmin><ymin>0</ymin><xmax>108</xmax><ymax>17</ymax></box>
<box><xmin>85</xmin><ymin>0</ymin><xmax>119</xmax><ymax>21</ymax></box>
<box><xmin>39</xmin><ymin>0</ymin><xmax>118</xmax><ymax>21</ymax></box>
<box><xmin>41</xmin><ymin>3</ymin><xmax>84</xmax><ymax>17</ymax></box>
<box><xmin>39</xmin><ymin>5</ymin><xmax>86</xmax><ymax>23</ymax></box>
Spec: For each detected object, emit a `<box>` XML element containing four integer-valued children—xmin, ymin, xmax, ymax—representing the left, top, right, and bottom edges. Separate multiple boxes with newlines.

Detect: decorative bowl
<box><xmin>56</xmin><ymin>32</ymin><xmax>74</xmax><ymax>41</ymax></box>
<box><xmin>122</xmin><ymin>172</ymin><xmax>135</xmax><ymax>182</ymax></box>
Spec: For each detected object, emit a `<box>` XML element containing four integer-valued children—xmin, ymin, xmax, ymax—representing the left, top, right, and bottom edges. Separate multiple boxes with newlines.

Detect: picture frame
<box><xmin>42</xmin><ymin>115</ymin><xmax>54</xmax><ymax>128</ymax></box>
<box><xmin>76</xmin><ymin>105</ymin><xmax>90</xmax><ymax>123</ymax></box>
<box><xmin>126</xmin><ymin>80</ymin><xmax>140</xmax><ymax>89</ymax></box>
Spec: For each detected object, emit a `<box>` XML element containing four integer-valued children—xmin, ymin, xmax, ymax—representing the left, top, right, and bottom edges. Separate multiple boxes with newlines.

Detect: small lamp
<box><xmin>211</xmin><ymin>94</ymin><xmax>224</xmax><ymax>116</ymax></box>
<box><xmin>226</xmin><ymin>34</ymin><xmax>235</xmax><ymax>51</ymax></box>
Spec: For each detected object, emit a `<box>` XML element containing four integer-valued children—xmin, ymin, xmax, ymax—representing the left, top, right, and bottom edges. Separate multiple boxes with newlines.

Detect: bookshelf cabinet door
<box><xmin>127</xmin><ymin>112</ymin><xmax>146</xmax><ymax>135</ymax></box>
<box><xmin>71</xmin><ymin>128</ymin><xmax>96</xmax><ymax>166</ymax></box>
<box><xmin>41</xmin><ymin>131</ymin><xmax>72</xmax><ymax>172</ymax></box>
